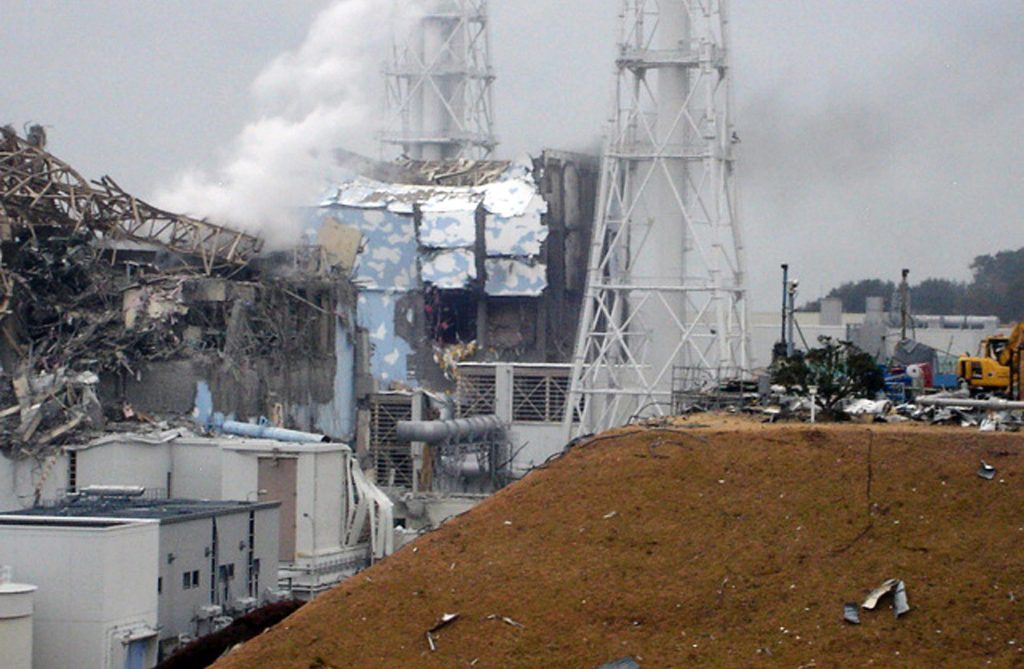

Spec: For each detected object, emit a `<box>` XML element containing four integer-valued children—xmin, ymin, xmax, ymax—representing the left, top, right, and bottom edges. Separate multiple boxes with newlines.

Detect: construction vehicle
<box><xmin>957</xmin><ymin>322</ymin><xmax>1024</xmax><ymax>397</ymax></box>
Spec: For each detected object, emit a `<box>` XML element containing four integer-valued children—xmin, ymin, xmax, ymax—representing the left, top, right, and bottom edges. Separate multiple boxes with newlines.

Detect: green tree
<box><xmin>911</xmin><ymin>278</ymin><xmax>968</xmax><ymax>315</ymax></box>
<box><xmin>966</xmin><ymin>249</ymin><xmax>1024</xmax><ymax>322</ymax></box>
<box><xmin>771</xmin><ymin>337</ymin><xmax>885</xmax><ymax>419</ymax></box>
<box><xmin>801</xmin><ymin>279</ymin><xmax>895</xmax><ymax>313</ymax></box>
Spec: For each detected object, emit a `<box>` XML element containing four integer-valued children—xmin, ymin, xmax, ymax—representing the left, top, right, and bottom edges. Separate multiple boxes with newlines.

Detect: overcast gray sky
<box><xmin>2</xmin><ymin>1</ymin><xmax>1022</xmax><ymax>309</ymax></box>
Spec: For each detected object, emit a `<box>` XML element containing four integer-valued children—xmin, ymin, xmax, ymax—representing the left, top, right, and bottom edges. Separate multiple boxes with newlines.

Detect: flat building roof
<box><xmin>1</xmin><ymin>498</ymin><xmax>279</xmax><ymax>525</ymax></box>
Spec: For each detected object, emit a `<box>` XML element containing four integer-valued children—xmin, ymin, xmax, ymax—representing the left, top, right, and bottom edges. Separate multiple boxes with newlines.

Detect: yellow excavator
<box><xmin>957</xmin><ymin>322</ymin><xmax>1024</xmax><ymax>397</ymax></box>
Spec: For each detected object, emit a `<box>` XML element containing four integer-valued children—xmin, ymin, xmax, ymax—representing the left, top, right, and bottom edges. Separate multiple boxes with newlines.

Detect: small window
<box><xmin>182</xmin><ymin>572</ymin><xmax>191</xmax><ymax>590</ymax></box>
<box><xmin>157</xmin><ymin>577</ymin><xmax>162</xmax><ymax>594</ymax></box>
<box><xmin>191</xmin><ymin>570</ymin><xmax>200</xmax><ymax>587</ymax></box>
<box><xmin>219</xmin><ymin>563</ymin><xmax>235</xmax><ymax>580</ymax></box>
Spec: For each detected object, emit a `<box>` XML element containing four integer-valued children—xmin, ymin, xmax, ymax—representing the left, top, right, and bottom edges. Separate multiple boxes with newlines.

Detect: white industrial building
<box><xmin>0</xmin><ymin>515</ymin><xmax>160</xmax><ymax>669</ymax></box>
<box><xmin>66</xmin><ymin>433</ymin><xmax>393</xmax><ymax>599</ymax></box>
<box><xmin>748</xmin><ymin>298</ymin><xmax>1001</xmax><ymax>372</ymax></box>
<box><xmin>0</xmin><ymin>493</ymin><xmax>281</xmax><ymax>665</ymax></box>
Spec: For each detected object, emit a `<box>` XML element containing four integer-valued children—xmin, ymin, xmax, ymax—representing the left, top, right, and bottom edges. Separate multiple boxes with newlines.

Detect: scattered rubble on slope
<box><xmin>211</xmin><ymin>420</ymin><xmax>1024</xmax><ymax>668</ymax></box>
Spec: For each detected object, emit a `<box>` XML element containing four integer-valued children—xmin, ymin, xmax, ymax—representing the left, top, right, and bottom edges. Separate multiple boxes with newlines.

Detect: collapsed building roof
<box><xmin>0</xmin><ymin>126</ymin><xmax>263</xmax><ymax>273</ymax></box>
<box><xmin>212</xmin><ymin>420</ymin><xmax>1024</xmax><ymax>668</ymax></box>
<box><xmin>0</xmin><ymin>127</ymin><xmax>354</xmax><ymax>454</ymax></box>
<box><xmin>335</xmin><ymin>148</ymin><xmax>512</xmax><ymax>188</ymax></box>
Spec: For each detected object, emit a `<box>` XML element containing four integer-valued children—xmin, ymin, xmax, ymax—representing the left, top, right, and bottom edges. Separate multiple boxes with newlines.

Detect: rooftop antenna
<box><xmin>382</xmin><ymin>0</ymin><xmax>497</xmax><ymax>160</ymax></box>
<box><xmin>565</xmin><ymin>0</ymin><xmax>750</xmax><ymax>435</ymax></box>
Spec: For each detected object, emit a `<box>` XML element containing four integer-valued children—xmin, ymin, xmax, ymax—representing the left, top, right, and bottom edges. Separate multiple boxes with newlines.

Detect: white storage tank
<box><xmin>0</xmin><ymin>566</ymin><xmax>36</xmax><ymax>669</ymax></box>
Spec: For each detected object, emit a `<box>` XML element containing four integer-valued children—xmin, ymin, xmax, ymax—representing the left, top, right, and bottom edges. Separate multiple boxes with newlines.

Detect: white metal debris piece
<box><xmin>892</xmin><ymin>581</ymin><xmax>910</xmax><ymax>617</ymax></box>
<box><xmin>978</xmin><ymin>461</ymin><xmax>997</xmax><ymax>480</ymax></box>
<box><xmin>426</xmin><ymin>612</ymin><xmax>461</xmax><ymax>652</ymax></box>
<box><xmin>862</xmin><ymin>578</ymin><xmax>910</xmax><ymax>618</ymax></box>
<box><xmin>862</xmin><ymin>579</ymin><xmax>900</xmax><ymax>610</ymax></box>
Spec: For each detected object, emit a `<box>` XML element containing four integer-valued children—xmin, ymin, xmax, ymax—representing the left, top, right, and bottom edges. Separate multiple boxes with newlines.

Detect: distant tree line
<box><xmin>802</xmin><ymin>247</ymin><xmax>1024</xmax><ymax>323</ymax></box>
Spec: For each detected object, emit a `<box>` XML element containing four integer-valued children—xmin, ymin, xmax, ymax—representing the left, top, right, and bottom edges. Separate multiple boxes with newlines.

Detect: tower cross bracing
<box><xmin>383</xmin><ymin>0</ymin><xmax>497</xmax><ymax>161</ymax></box>
<box><xmin>566</xmin><ymin>0</ymin><xmax>749</xmax><ymax>436</ymax></box>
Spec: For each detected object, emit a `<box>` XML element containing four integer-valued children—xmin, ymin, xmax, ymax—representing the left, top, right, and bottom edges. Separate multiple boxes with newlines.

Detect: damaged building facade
<box><xmin>0</xmin><ymin>126</ymin><xmax>362</xmax><ymax>509</ymax></box>
<box><xmin>1</xmin><ymin>125</ymin><xmax>599</xmax><ymax>541</ymax></box>
<box><xmin>0</xmin><ymin>128</ymin><xmax>597</xmax><ymax>669</ymax></box>
<box><xmin>305</xmin><ymin>152</ymin><xmax>599</xmax><ymax>515</ymax></box>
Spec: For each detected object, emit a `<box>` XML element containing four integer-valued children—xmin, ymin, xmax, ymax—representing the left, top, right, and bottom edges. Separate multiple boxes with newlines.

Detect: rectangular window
<box><xmin>191</xmin><ymin>570</ymin><xmax>200</xmax><ymax>587</ymax></box>
<box><xmin>182</xmin><ymin>572</ymin><xmax>191</xmax><ymax>590</ymax></box>
<box><xmin>68</xmin><ymin>450</ymin><xmax>78</xmax><ymax>492</ymax></box>
<box><xmin>157</xmin><ymin>577</ymin><xmax>162</xmax><ymax>594</ymax></box>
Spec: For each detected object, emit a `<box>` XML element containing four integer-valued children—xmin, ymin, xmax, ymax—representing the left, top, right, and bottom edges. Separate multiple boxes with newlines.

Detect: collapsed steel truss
<box><xmin>0</xmin><ymin>127</ymin><xmax>262</xmax><ymax>273</ymax></box>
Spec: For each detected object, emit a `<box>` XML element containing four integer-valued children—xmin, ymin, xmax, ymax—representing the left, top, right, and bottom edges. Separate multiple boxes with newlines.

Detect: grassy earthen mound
<box><xmin>216</xmin><ymin>420</ymin><xmax>1024</xmax><ymax>668</ymax></box>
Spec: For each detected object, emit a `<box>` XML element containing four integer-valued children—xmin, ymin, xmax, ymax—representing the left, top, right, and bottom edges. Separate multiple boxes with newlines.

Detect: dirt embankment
<box><xmin>214</xmin><ymin>420</ymin><xmax>1024</xmax><ymax>668</ymax></box>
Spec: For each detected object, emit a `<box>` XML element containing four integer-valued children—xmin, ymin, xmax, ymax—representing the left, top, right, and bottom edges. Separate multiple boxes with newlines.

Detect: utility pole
<box><xmin>382</xmin><ymin>0</ymin><xmax>497</xmax><ymax>160</ymax></box>
<box><xmin>565</xmin><ymin>0</ymin><xmax>749</xmax><ymax>436</ymax></box>
<box><xmin>899</xmin><ymin>268</ymin><xmax>910</xmax><ymax>341</ymax></box>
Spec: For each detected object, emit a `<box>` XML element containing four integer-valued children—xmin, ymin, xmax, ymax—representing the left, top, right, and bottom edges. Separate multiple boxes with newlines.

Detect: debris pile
<box><xmin>749</xmin><ymin>383</ymin><xmax>1024</xmax><ymax>433</ymax></box>
<box><xmin>212</xmin><ymin>420</ymin><xmax>1024</xmax><ymax>668</ymax></box>
<box><xmin>0</xmin><ymin>127</ymin><xmax>349</xmax><ymax>455</ymax></box>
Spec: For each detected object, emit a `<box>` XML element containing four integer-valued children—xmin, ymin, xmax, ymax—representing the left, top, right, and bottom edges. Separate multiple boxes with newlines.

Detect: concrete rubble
<box><xmin>0</xmin><ymin>126</ymin><xmax>356</xmax><ymax>460</ymax></box>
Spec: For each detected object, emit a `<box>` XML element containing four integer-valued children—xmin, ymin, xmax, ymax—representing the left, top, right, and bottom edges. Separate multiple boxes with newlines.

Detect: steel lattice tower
<box><xmin>565</xmin><ymin>0</ymin><xmax>749</xmax><ymax>436</ymax></box>
<box><xmin>382</xmin><ymin>0</ymin><xmax>497</xmax><ymax>160</ymax></box>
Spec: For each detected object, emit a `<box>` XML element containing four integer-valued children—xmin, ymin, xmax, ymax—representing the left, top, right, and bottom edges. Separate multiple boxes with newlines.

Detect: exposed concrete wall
<box><xmin>99</xmin><ymin>318</ymin><xmax>357</xmax><ymax>441</ymax></box>
<box><xmin>536</xmin><ymin>151</ymin><xmax>599</xmax><ymax>362</ymax></box>
<box><xmin>0</xmin><ymin>453</ymin><xmax>68</xmax><ymax>512</ymax></box>
<box><xmin>76</xmin><ymin>442</ymin><xmax>171</xmax><ymax>494</ymax></box>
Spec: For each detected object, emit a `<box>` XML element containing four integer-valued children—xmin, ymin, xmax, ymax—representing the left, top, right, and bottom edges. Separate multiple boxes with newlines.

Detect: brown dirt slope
<box><xmin>215</xmin><ymin>421</ymin><xmax>1024</xmax><ymax>668</ymax></box>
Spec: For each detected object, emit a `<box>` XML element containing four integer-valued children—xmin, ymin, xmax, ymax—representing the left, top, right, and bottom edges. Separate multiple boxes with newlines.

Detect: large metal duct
<box><xmin>396</xmin><ymin>415</ymin><xmax>504</xmax><ymax>444</ymax></box>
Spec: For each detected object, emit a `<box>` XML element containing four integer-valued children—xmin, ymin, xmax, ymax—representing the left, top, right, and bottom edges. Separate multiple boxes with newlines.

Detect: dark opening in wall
<box><xmin>425</xmin><ymin>288</ymin><xmax>477</xmax><ymax>344</ymax></box>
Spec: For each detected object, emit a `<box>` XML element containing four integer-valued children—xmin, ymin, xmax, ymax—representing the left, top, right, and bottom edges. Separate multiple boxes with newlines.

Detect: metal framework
<box><xmin>565</xmin><ymin>0</ymin><xmax>749</xmax><ymax>436</ymax></box>
<box><xmin>0</xmin><ymin>127</ymin><xmax>263</xmax><ymax>274</ymax></box>
<box><xmin>382</xmin><ymin>0</ymin><xmax>497</xmax><ymax>160</ymax></box>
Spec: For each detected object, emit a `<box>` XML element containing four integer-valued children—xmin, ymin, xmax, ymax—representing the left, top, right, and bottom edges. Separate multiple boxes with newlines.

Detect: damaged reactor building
<box><xmin>0</xmin><ymin>2</ymin><xmax>601</xmax><ymax>665</ymax></box>
<box><xmin>0</xmin><ymin>115</ymin><xmax>597</xmax><ymax>663</ymax></box>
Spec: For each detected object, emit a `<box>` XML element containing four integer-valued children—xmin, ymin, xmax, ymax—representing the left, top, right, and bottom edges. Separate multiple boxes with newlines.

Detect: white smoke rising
<box><xmin>154</xmin><ymin>0</ymin><xmax>429</xmax><ymax>248</ymax></box>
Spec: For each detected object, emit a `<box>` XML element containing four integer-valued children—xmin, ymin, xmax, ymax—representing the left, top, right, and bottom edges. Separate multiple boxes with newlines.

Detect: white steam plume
<box><xmin>154</xmin><ymin>0</ymin><xmax>429</xmax><ymax>248</ymax></box>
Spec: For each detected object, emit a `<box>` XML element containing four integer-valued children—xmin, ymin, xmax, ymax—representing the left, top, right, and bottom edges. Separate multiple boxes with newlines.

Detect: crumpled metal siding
<box><xmin>419</xmin><ymin>207</ymin><xmax>477</xmax><ymax>249</ymax></box>
<box><xmin>422</xmin><ymin>249</ymin><xmax>477</xmax><ymax>289</ymax></box>
<box><xmin>358</xmin><ymin>292</ymin><xmax>414</xmax><ymax>384</ymax></box>
<box><xmin>306</xmin><ymin>205</ymin><xmax>419</xmax><ymax>385</ymax></box>
<box><xmin>485</xmin><ymin>258</ymin><xmax>547</xmax><ymax>296</ymax></box>
<box><xmin>309</xmin><ymin>167</ymin><xmax>553</xmax><ymax>385</ymax></box>
<box><xmin>486</xmin><ymin>211</ymin><xmax>548</xmax><ymax>256</ymax></box>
